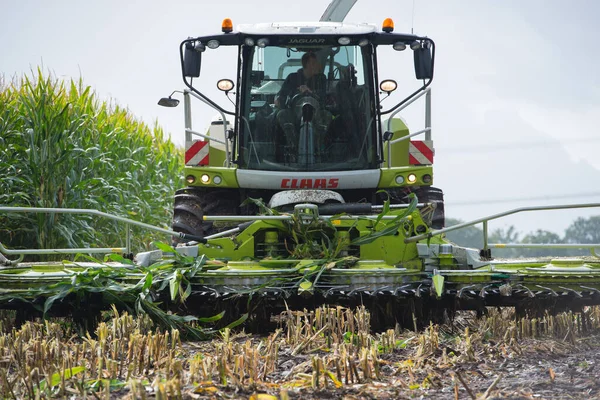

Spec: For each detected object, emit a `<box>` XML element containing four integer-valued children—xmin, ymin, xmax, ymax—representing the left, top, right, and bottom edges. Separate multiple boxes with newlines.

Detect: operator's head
<box><xmin>302</xmin><ymin>52</ymin><xmax>321</xmax><ymax>78</ymax></box>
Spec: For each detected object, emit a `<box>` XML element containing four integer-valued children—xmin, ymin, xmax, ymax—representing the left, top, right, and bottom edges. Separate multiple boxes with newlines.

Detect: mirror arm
<box><xmin>182</xmin><ymin>78</ymin><xmax>235</xmax><ymax>116</ymax></box>
<box><xmin>185</xmin><ymin>89</ymin><xmax>233</xmax><ymax>167</ymax></box>
<box><xmin>381</xmin><ymin>38</ymin><xmax>435</xmax><ymax>116</ymax></box>
<box><xmin>179</xmin><ymin>40</ymin><xmax>235</xmax><ymax>116</ymax></box>
<box><xmin>379</xmin><ymin>78</ymin><xmax>432</xmax><ymax>115</ymax></box>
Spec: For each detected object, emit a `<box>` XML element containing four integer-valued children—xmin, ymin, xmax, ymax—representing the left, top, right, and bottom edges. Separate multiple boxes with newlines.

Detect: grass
<box><xmin>0</xmin><ymin>70</ymin><xmax>182</xmax><ymax>257</ymax></box>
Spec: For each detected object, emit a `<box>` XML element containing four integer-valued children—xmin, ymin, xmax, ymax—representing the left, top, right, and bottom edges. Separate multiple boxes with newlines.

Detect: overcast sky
<box><xmin>2</xmin><ymin>0</ymin><xmax>600</xmax><ymax>237</ymax></box>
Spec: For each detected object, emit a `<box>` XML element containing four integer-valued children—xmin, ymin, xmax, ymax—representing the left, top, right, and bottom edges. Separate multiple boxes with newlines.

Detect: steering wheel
<box><xmin>289</xmin><ymin>92</ymin><xmax>321</xmax><ymax>120</ymax></box>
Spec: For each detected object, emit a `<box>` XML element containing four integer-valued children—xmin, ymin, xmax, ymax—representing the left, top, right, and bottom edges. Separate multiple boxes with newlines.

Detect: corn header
<box><xmin>1</xmin><ymin>199</ymin><xmax>600</xmax><ymax>330</ymax></box>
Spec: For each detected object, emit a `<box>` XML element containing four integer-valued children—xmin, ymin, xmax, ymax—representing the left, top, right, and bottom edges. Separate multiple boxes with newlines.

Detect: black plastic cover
<box><xmin>183</xmin><ymin>43</ymin><xmax>201</xmax><ymax>78</ymax></box>
<box><xmin>414</xmin><ymin>46</ymin><xmax>433</xmax><ymax>80</ymax></box>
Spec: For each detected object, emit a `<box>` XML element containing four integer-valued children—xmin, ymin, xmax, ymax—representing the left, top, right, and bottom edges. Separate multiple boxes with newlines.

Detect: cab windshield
<box><xmin>239</xmin><ymin>45</ymin><xmax>378</xmax><ymax>171</ymax></box>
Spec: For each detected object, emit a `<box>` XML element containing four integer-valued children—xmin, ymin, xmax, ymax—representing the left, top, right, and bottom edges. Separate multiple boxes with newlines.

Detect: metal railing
<box><xmin>185</xmin><ymin>128</ymin><xmax>227</xmax><ymax>145</ymax></box>
<box><xmin>405</xmin><ymin>202</ymin><xmax>600</xmax><ymax>257</ymax></box>
<box><xmin>0</xmin><ymin>207</ymin><xmax>188</xmax><ymax>261</ymax></box>
<box><xmin>385</xmin><ymin>87</ymin><xmax>432</xmax><ymax>169</ymax></box>
<box><xmin>184</xmin><ymin>90</ymin><xmax>232</xmax><ymax>167</ymax></box>
<box><xmin>0</xmin><ymin>202</ymin><xmax>424</xmax><ymax>261</ymax></box>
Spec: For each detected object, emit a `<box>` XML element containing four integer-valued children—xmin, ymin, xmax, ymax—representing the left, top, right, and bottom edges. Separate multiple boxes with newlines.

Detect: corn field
<box><xmin>0</xmin><ymin>70</ymin><xmax>182</xmax><ymax>255</ymax></box>
<box><xmin>1</xmin><ymin>306</ymin><xmax>599</xmax><ymax>399</ymax></box>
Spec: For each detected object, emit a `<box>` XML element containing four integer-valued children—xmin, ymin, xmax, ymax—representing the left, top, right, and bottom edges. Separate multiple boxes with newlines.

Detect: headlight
<box><xmin>407</xmin><ymin>174</ymin><xmax>417</xmax><ymax>184</ymax></box>
<box><xmin>422</xmin><ymin>174</ymin><xmax>432</xmax><ymax>184</ymax></box>
<box><xmin>379</xmin><ymin>79</ymin><xmax>397</xmax><ymax>93</ymax></box>
<box><xmin>395</xmin><ymin>175</ymin><xmax>404</xmax><ymax>184</ymax></box>
<box><xmin>393</xmin><ymin>41</ymin><xmax>406</xmax><ymax>51</ymax></box>
<box><xmin>244</xmin><ymin>38</ymin><xmax>255</xmax><ymax>46</ymax></box>
<box><xmin>194</xmin><ymin>42</ymin><xmax>206</xmax><ymax>52</ymax></box>
<box><xmin>186</xmin><ymin>175</ymin><xmax>196</xmax><ymax>184</ymax></box>
<box><xmin>213</xmin><ymin>175</ymin><xmax>222</xmax><ymax>185</ymax></box>
<box><xmin>201</xmin><ymin>174</ymin><xmax>211</xmax><ymax>184</ymax></box>
<box><xmin>257</xmin><ymin>38</ymin><xmax>269</xmax><ymax>48</ymax></box>
<box><xmin>207</xmin><ymin>40</ymin><xmax>220</xmax><ymax>49</ymax></box>
<box><xmin>338</xmin><ymin>37</ymin><xmax>351</xmax><ymax>45</ymax></box>
<box><xmin>217</xmin><ymin>79</ymin><xmax>234</xmax><ymax>92</ymax></box>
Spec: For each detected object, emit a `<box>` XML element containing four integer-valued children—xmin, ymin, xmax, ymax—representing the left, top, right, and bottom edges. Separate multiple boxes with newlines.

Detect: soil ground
<box><xmin>2</xmin><ymin>308</ymin><xmax>600</xmax><ymax>399</ymax></box>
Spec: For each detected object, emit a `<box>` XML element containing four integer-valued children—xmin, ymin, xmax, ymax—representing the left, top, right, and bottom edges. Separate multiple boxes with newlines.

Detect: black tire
<box><xmin>172</xmin><ymin>188</ymin><xmax>240</xmax><ymax>243</ymax></box>
<box><xmin>379</xmin><ymin>186</ymin><xmax>445</xmax><ymax>229</ymax></box>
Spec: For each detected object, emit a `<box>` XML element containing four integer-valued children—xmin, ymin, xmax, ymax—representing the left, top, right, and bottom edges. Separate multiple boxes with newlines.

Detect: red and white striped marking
<box><xmin>185</xmin><ymin>140</ymin><xmax>209</xmax><ymax>166</ymax></box>
<box><xmin>409</xmin><ymin>140</ymin><xmax>434</xmax><ymax>165</ymax></box>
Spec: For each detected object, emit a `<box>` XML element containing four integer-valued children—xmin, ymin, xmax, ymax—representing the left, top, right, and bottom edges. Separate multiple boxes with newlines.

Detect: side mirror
<box><xmin>183</xmin><ymin>42</ymin><xmax>202</xmax><ymax>78</ymax></box>
<box><xmin>158</xmin><ymin>97</ymin><xmax>180</xmax><ymax>107</ymax></box>
<box><xmin>413</xmin><ymin>45</ymin><xmax>433</xmax><ymax>80</ymax></box>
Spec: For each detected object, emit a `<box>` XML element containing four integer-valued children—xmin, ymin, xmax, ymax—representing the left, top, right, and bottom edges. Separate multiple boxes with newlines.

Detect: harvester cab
<box><xmin>168</xmin><ymin>16</ymin><xmax>444</xmax><ymax>240</ymax></box>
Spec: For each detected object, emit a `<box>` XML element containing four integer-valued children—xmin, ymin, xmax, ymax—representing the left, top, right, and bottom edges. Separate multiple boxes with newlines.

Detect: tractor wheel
<box><xmin>380</xmin><ymin>186</ymin><xmax>445</xmax><ymax>229</ymax></box>
<box><xmin>172</xmin><ymin>188</ymin><xmax>239</xmax><ymax>243</ymax></box>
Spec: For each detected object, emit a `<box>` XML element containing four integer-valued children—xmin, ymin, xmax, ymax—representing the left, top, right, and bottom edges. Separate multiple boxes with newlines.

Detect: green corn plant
<box><xmin>0</xmin><ymin>70</ymin><xmax>183</xmax><ymax>258</ymax></box>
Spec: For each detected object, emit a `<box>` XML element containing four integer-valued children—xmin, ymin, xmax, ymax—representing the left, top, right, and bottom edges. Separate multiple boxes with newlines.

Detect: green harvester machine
<box><xmin>1</xmin><ymin>4</ymin><xmax>600</xmax><ymax>330</ymax></box>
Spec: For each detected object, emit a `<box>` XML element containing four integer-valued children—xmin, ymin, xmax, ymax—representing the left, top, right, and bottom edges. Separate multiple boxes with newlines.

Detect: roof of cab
<box><xmin>237</xmin><ymin>22</ymin><xmax>378</xmax><ymax>35</ymax></box>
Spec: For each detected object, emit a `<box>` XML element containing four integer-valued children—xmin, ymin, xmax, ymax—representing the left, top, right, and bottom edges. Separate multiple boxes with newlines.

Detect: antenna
<box><xmin>411</xmin><ymin>0</ymin><xmax>416</xmax><ymax>34</ymax></box>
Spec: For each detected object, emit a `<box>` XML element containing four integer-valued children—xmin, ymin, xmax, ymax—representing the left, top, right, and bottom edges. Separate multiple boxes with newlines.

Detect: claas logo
<box><xmin>281</xmin><ymin>178</ymin><xmax>339</xmax><ymax>189</ymax></box>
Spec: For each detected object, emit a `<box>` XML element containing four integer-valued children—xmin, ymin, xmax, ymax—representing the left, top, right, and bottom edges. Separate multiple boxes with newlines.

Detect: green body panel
<box><xmin>377</xmin><ymin>117</ymin><xmax>434</xmax><ymax>188</ymax></box>
<box><xmin>209</xmin><ymin>146</ymin><xmax>227</xmax><ymax>167</ymax></box>
<box><xmin>359</xmin><ymin>232</ymin><xmax>422</xmax><ymax>266</ymax></box>
<box><xmin>197</xmin><ymin>209</ymin><xmax>429</xmax><ymax>267</ymax></box>
<box><xmin>377</xmin><ymin>166</ymin><xmax>434</xmax><ymax>188</ymax></box>
<box><xmin>383</xmin><ymin>118</ymin><xmax>410</xmax><ymax>167</ymax></box>
<box><xmin>197</xmin><ymin>235</ymin><xmax>255</xmax><ymax>260</ymax></box>
<box><xmin>185</xmin><ymin>164</ymin><xmax>433</xmax><ymax>190</ymax></box>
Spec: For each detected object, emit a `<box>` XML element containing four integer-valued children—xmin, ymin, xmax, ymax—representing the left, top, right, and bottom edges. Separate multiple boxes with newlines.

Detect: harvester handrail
<box><xmin>0</xmin><ymin>201</ymin><xmax>427</xmax><ymax>260</ymax></box>
<box><xmin>0</xmin><ymin>206</ymin><xmax>187</xmax><ymax>257</ymax></box>
<box><xmin>385</xmin><ymin>87</ymin><xmax>432</xmax><ymax>169</ymax></box>
<box><xmin>202</xmin><ymin>212</ymin><xmax>423</xmax><ymax>221</ymax></box>
<box><xmin>0</xmin><ymin>242</ymin><xmax>125</xmax><ymax>256</ymax></box>
<box><xmin>405</xmin><ymin>202</ymin><xmax>600</xmax><ymax>254</ymax></box>
<box><xmin>490</xmin><ymin>243</ymin><xmax>600</xmax><ymax>249</ymax></box>
<box><xmin>389</xmin><ymin>127</ymin><xmax>431</xmax><ymax>145</ymax></box>
<box><xmin>185</xmin><ymin>89</ymin><xmax>231</xmax><ymax>167</ymax></box>
<box><xmin>185</xmin><ymin>128</ymin><xmax>227</xmax><ymax>145</ymax></box>
<box><xmin>487</xmin><ymin>243</ymin><xmax>600</xmax><ymax>258</ymax></box>
<box><xmin>385</xmin><ymin>87</ymin><xmax>430</xmax><ymax>132</ymax></box>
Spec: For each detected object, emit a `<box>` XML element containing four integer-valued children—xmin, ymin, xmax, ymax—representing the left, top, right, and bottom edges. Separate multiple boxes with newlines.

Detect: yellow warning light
<box><xmin>222</xmin><ymin>18</ymin><xmax>233</xmax><ymax>33</ymax></box>
<box><xmin>382</xmin><ymin>18</ymin><xmax>394</xmax><ymax>33</ymax></box>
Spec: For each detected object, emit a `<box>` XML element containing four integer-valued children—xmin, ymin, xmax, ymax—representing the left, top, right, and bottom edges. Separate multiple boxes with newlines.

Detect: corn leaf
<box><xmin>39</xmin><ymin>365</ymin><xmax>85</xmax><ymax>390</ymax></box>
